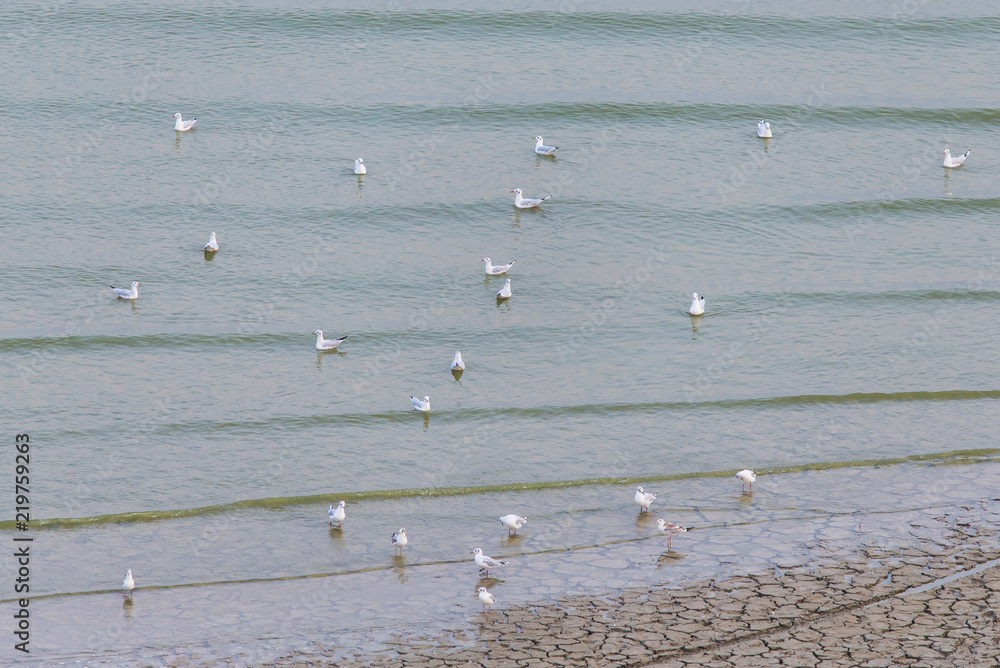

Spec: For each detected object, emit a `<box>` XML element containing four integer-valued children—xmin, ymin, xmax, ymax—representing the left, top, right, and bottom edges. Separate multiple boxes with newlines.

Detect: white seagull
<box><xmin>123</xmin><ymin>569</ymin><xmax>135</xmax><ymax>598</ymax></box>
<box><xmin>635</xmin><ymin>486</ymin><xmax>657</xmax><ymax>513</ymax></box>
<box><xmin>110</xmin><ymin>282</ymin><xmax>141</xmax><ymax>300</ymax></box>
<box><xmin>482</xmin><ymin>257</ymin><xmax>516</xmax><ymax>275</ymax></box>
<box><xmin>689</xmin><ymin>293</ymin><xmax>705</xmax><ymax>316</ymax></box>
<box><xmin>736</xmin><ymin>469</ymin><xmax>756</xmax><ymax>491</ymax></box>
<box><xmin>313</xmin><ymin>330</ymin><xmax>347</xmax><ymax>351</ymax></box>
<box><xmin>172</xmin><ymin>113</ymin><xmax>197</xmax><ymax>132</ymax></box>
<box><xmin>328</xmin><ymin>501</ymin><xmax>346</xmax><ymax>527</ymax></box>
<box><xmin>757</xmin><ymin>120</ymin><xmax>772</xmax><ymax>138</ymax></box>
<box><xmin>496</xmin><ymin>279</ymin><xmax>512</xmax><ymax>300</ymax></box>
<box><xmin>204</xmin><ymin>232</ymin><xmax>219</xmax><ymax>252</ymax></box>
<box><xmin>943</xmin><ymin>149</ymin><xmax>970</xmax><ymax>168</ymax></box>
<box><xmin>392</xmin><ymin>527</ymin><xmax>408</xmax><ymax>554</ymax></box>
<box><xmin>354</xmin><ymin>158</ymin><xmax>367</xmax><ymax>175</ymax></box>
<box><xmin>411</xmin><ymin>395</ymin><xmax>431</xmax><ymax>412</ymax></box>
<box><xmin>533</xmin><ymin>136</ymin><xmax>558</xmax><ymax>156</ymax></box>
<box><xmin>451</xmin><ymin>351</ymin><xmax>466</xmax><ymax>371</ymax></box>
<box><xmin>511</xmin><ymin>188</ymin><xmax>550</xmax><ymax>209</ymax></box>
<box><xmin>499</xmin><ymin>514</ymin><xmax>527</xmax><ymax>536</ymax></box>
<box><xmin>477</xmin><ymin>586</ymin><xmax>496</xmax><ymax>613</ymax></box>
<box><xmin>471</xmin><ymin>547</ymin><xmax>509</xmax><ymax>577</ymax></box>
<box><xmin>656</xmin><ymin>518</ymin><xmax>692</xmax><ymax>550</ymax></box>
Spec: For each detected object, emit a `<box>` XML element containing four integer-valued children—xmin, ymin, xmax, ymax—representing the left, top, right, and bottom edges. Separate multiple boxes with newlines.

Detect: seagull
<box><xmin>943</xmin><ymin>149</ymin><xmax>970</xmax><ymax>168</ymax></box>
<box><xmin>635</xmin><ymin>486</ymin><xmax>657</xmax><ymax>513</ymax></box>
<box><xmin>451</xmin><ymin>351</ymin><xmax>466</xmax><ymax>371</ymax></box>
<box><xmin>689</xmin><ymin>293</ymin><xmax>705</xmax><ymax>316</ymax></box>
<box><xmin>123</xmin><ymin>569</ymin><xmax>135</xmax><ymax>598</ymax></box>
<box><xmin>656</xmin><ymin>518</ymin><xmax>692</xmax><ymax>550</ymax></box>
<box><xmin>110</xmin><ymin>282</ymin><xmax>141</xmax><ymax>300</ymax></box>
<box><xmin>354</xmin><ymin>158</ymin><xmax>367</xmax><ymax>175</ymax></box>
<box><xmin>511</xmin><ymin>188</ymin><xmax>550</xmax><ymax>209</ymax></box>
<box><xmin>392</xmin><ymin>527</ymin><xmax>407</xmax><ymax>554</ymax></box>
<box><xmin>533</xmin><ymin>136</ymin><xmax>558</xmax><ymax>156</ymax></box>
<box><xmin>411</xmin><ymin>395</ymin><xmax>431</xmax><ymax>412</ymax></box>
<box><xmin>172</xmin><ymin>113</ymin><xmax>197</xmax><ymax>132</ymax></box>
<box><xmin>477</xmin><ymin>587</ymin><xmax>496</xmax><ymax>613</ymax></box>
<box><xmin>328</xmin><ymin>501</ymin><xmax>346</xmax><ymax>527</ymax></box>
<box><xmin>313</xmin><ymin>330</ymin><xmax>347</xmax><ymax>351</ymax></box>
<box><xmin>499</xmin><ymin>514</ymin><xmax>527</xmax><ymax>536</ymax></box>
<box><xmin>482</xmin><ymin>257</ymin><xmax>516</xmax><ymax>275</ymax></box>
<box><xmin>496</xmin><ymin>279</ymin><xmax>512</xmax><ymax>300</ymax></box>
<box><xmin>203</xmin><ymin>232</ymin><xmax>219</xmax><ymax>252</ymax></box>
<box><xmin>757</xmin><ymin>120</ymin><xmax>772</xmax><ymax>138</ymax></box>
<box><xmin>736</xmin><ymin>469</ymin><xmax>756</xmax><ymax>491</ymax></box>
<box><xmin>471</xmin><ymin>547</ymin><xmax>509</xmax><ymax>577</ymax></box>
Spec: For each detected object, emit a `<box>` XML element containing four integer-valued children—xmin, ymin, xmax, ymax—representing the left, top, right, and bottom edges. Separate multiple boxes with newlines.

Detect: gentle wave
<box><xmin>4</xmin><ymin>446</ymin><xmax>997</xmax><ymax>531</ymax></box>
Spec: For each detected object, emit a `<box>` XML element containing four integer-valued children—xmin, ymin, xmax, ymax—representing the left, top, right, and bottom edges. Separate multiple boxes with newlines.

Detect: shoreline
<box><xmin>269</xmin><ymin>499</ymin><xmax>1000</xmax><ymax>667</ymax></box>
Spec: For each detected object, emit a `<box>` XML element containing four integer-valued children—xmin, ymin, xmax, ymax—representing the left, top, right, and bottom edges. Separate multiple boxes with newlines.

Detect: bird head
<box><xmin>173</xmin><ymin>113</ymin><xmax>181</xmax><ymax>118</ymax></box>
<box><xmin>477</xmin><ymin>587</ymin><xmax>487</xmax><ymax>593</ymax></box>
<box><xmin>534</xmin><ymin>136</ymin><xmax>543</xmax><ymax>141</ymax></box>
<box><xmin>636</xmin><ymin>486</ymin><xmax>644</xmax><ymax>492</ymax></box>
<box><xmin>511</xmin><ymin>189</ymin><xmax>521</xmax><ymax>195</ymax></box>
<box><xmin>314</xmin><ymin>330</ymin><xmax>323</xmax><ymax>336</ymax></box>
<box><xmin>338</xmin><ymin>501</ymin><xmax>346</xmax><ymax>508</ymax></box>
<box><xmin>482</xmin><ymin>257</ymin><xmax>490</xmax><ymax>263</ymax></box>
<box><xmin>132</xmin><ymin>282</ymin><xmax>141</xmax><ymax>288</ymax></box>
<box><xmin>944</xmin><ymin>149</ymin><xmax>951</xmax><ymax>155</ymax></box>
<box><xmin>471</xmin><ymin>547</ymin><xmax>482</xmax><ymax>555</ymax></box>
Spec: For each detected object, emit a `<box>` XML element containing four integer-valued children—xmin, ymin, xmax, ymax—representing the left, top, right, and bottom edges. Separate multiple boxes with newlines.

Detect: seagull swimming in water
<box><xmin>496</xmin><ymin>279</ymin><xmax>512</xmax><ymax>300</ymax></box>
<box><xmin>477</xmin><ymin>586</ymin><xmax>496</xmax><ymax>613</ymax></box>
<box><xmin>392</xmin><ymin>527</ymin><xmax>407</xmax><ymax>554</ymax></box>
<box><xmin>313</xmin><ymin>330</ymin><xmax>347</xmax><ymax>351</ymax></box>
<box><xmin>511</xmin><ymin>188</ymin><xmax>550</xmax><ymax>209</ymax></box>
<box><xmin>203</xmin><ymin>232</ymin><xmax>219</xmax><ymax>252</ymax></box>
<box><xmin>499</xmin><ymin>514</ymin><xmax>527</xmax><ymax>535</ymax></box>
<box><xmin>689</xmin><ymin>293</ymin><xmax>705</xmax><ymax>315</ymax></box>
<box><xmin>328</xmin><ymin>501</ymin><xmax>346</xmax><ymax>527</ymax></box>
<box><xmin>110</xmin><ymin>282</ymin><xmax>141</xmax><ymax>300</ymax></box>
<box><xmin>533</xmin><ymin>136</ymin><xmax>558</xmax><ymax>156</ymax></box>
<box><xmin>736</xmin><ymin>469</ymin><xmax>756</xmax><ymax>491</ymax></box>
<box><xmin>757</xmin><ymin>120</ymin><xmax>771</xmax><ymax>138</ymax></box>
<box><xmin>635</xmin><ymin>486</ymin><xmax>657</xmax><ymax>513</ymax></box>
<box><xmin>942</xmin><ymin>149</ymin><xmax>970</xmax><ymax>168</ymax></box>
<box><xmin>354</xmin><ymin>158</ymin><xmax>367</xmax><ymax>175</ymax></box>
<box><xmin>656</xmin><ymin>518</ymin><xmax>692</xmax><ymax>550</ymax></box>
<box><xmin>471</xmin><ymin>547</ymin><xmax>509</xmax><ymax>577</ymax></box>
<box><xmin>123</xmin><ymin>569</ymin><xmax>135</xmax><ymax>598</ymax></box>
<box><xmin>451</xmin><ymin>351</ymin><xmax>466</xmax><ymax>371</ymax></box>
<box><xmin>173</xmin><ymin>113</ymin><xmax>197</xmax><ymax>131</ymax></box>
<box><xmin>482</xmin><ymin>258</ymin><xmax>516</xmax><ymax>275</ymax></box>
<box><xmin>411</xmin><ymin>395</ymin><xmax>431</xmax><ymax>412</ymax></box>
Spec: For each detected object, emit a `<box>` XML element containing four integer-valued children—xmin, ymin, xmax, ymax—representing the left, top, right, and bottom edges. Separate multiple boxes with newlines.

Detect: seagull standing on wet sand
<box><xmin>496</xmin><ymin>279</ymin><xmax>512</xmax><ymax>300</ymax></box>
<box><xmin>314</xmin><ymin>330</ymin><xmax>347</xmax><ymax>351</ymax></box>
<box><xmin>173</xmin><ymin>113</ymin><xmax>197</xmax><ymax>131</ymax></box>
<box><xmin>736</xmin><ymin>469</ymin><xmax>756</xmax><ymax>491</ymax></box>
<box><xmin>411</xmin><ymin>395</ymin><xmax>431</xmax><ymax>412</ymax></box>
<box><xmin>689</xmin><ymin>293</ymin><xmax>705</xmax><ymax>315</ymax></box>
<box><xmin>204</xmin><ymin>232</ymin><xmax>219</xmax><ymax>252</ymax></box>
<box><xmin>943</xmin><ymin>149</ymin><xmax>970</xmax><ymax>168</ymax></box>
<box><xmin>482</xmin><ymin>258</ymin><xmax>516</xmax><ymax>275</ymax></box>
<box><xmin>110</xmin><ymin>282</ymin><xmax>141</xmax><ymax>300</ymax></box>
<box><xmin>123</xmin><ymin>569</ymin><xmax>135</xmax><ymax>598</ymax></box>
<box><xmin>329</xmin><ymin>501</ymin><xmax>346</xmax><ymax>527</ymax></box>
<box><xmin>451</xmin><ymin>351</ymin><xmax>466</xmax><ymax>371</ymax></box>
<box><xmin>471</xmin><ymin>547</ymin><xmax>509</xmax><ymax>577</ymax></box>
<box><xmin>656</xmin><ymin>518</ymin><xmax>692</xmax><ymax>550</ymax></box>
<box><xmin>511</xmin><ymin>188</ymin><xmax>550</xmax><ymax>209</ymax></box>
<box><xmin>533</xmin><ymin>136</ymin><xmax>558</xmax><ymax>156</ymax></box>
<box><xmin>635</xmin><ymin>486</ymin><xmax>657</xmax><ymax>513</ymax></box>
<box><xmin>499</xmin><ymin>514</ymin><xmax>527</xmax><ymax>535</ymax></box>
<box><xmin>477</xmin><ymin>587</ymin><xmax>496</xmax><ymax>613</ymax></box>
<box><xmin>392</xmin><ymin>527</ymin><xmax>407</xmax><ymax>554</ymax></box>
<box><xmin>354</xmin><ymin>158</ymin><xmax>367</xmax><ymax>175</ymax></box>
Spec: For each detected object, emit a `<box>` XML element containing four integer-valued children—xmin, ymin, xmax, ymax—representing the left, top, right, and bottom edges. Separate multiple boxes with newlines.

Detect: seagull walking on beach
<box><xmin>635</xmin><ymin>486</ymin><xmax>657</xmax><ymax>513</ymax></box>
<box><xmin>496</xmin><ymin>279</ymin><xmax>512</xmax><ymax>300</ymax></box>
<box><xmin>943</xmin><ymin>149</ymin><xmax>970</xmax><ymax>168</ymax></box>
<box><xmin>314</xmin><ymin>330</ymin><xmax>347</xmax><ymax>351</ymax></box>
<box><xmin>411</xmin><ymin>395</ymin><xmax>431</xmax><ymax>412</ymax></box>
<box><xmin>204</xmin><ymin>232</ymin><xmax>219</xmax><ymax>252</ymax></box>
<box><xmin>656</xmin><ymin>518</ymin><xmax>692</xmax><ymax>550</ymax></box>
<box><xmin>689</xmin><ymin>293</ymin><xmax>705</xmax><ymax>316</ymax></box>
<box><xmin>736</xmin><ymin>469</ymin><xmax>756</xmax><ymax>491</ymax></box>
<box><xmin>123</xmin><ymin>569</ymin><xmax>135</xmax><ymax>598</ymax></box>
<box><xmin>354</xmin><ymin>158</ymin><xmax>367</xmax><ymax>175</ymax></box>
<box><xmin>511</xmin><ymin>188</ymin><xmax>550</xmax><ymax>209</ymax></box>
<box><xmin>110</xmin><ymin>282</ymin><xmax>141</xmax><ymax>300</ymax></box>
<box><xmin>471</xmin><ymin>547</ymin><xmax>509</xmax><ymax>577</ymax></box>
<box><xmin>392</xmin><ymin>527</ymin><xmax>408</xmax><ymax>554</ymax></box>
<box><xmin>477</xmin><ymin>587</ymin><xmax>496</xmax><ymax>613</ymax></box>
<box><xmin>499</xmin><ymin>514</ymin><xmax>527</xmax><ymax>536</ymax></box>
<box><xmin>173</xmin><ymin>113</ymin><xmax>197</xmax><ymax>131</ymax></box>
<box><xmin>533</xmin><ymin>136</ymin><xmax>558</xmax><ymax>156</ymax></box>
<box><xmin>451</xmin><ymin>351</ymin><xmax>466</xmax><ymax>371</ymax></box>
<box><xmin>482</xmin><ymin>258</ymin><xmax>516</xmax><ymax>275</ymax></box>
<box><xmin>757</xmin><ymin>120</ymin><xmax>772</xmax><ymax>138</ymax></box>
<box><xmin>328</xmin><ymin>501</ymin><xmax>346</xmax><ymax>527</ymax></box>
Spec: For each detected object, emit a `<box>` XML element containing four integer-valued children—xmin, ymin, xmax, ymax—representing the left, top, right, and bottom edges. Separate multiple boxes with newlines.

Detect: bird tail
<box><xmin>110</xmin><ymin>285</ymin><xmax>116</xmax><ymax>289</ymax></box>
<box><xmin>542</xmin><ymin>195</ymin><xmax>551</xmax><ymax>201</ymax></box>
<box><xmin>509</xmin><ymin>260</ymin><xmax>516</xmax><ymax>267</ymax></box>
<box><xmin>964</xmin><ymin>150</ymin><xmax>971</xmax><ymax>158</ymax></box>
<box><xmin>338</xmin><ymin>335</ymin><xmax>348</xmax><ymax>340</ymax></box>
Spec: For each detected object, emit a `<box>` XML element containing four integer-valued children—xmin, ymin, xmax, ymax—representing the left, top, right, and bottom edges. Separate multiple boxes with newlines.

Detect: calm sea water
<box><xmin>3</xmin><ymin>0</ymin><xmax>1000</xmax><ymax>663</ymax></box>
